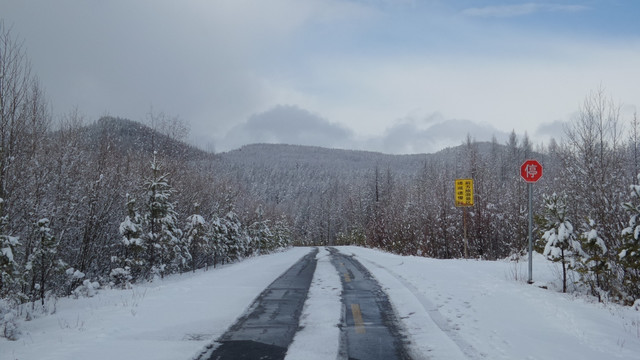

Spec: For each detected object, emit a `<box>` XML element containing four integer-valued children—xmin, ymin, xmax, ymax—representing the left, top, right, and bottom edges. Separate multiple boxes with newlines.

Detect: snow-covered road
<box><xmin>2</xmin><ymin>246</ymin><xmax>640</xmax><ymax>360</ymax></box>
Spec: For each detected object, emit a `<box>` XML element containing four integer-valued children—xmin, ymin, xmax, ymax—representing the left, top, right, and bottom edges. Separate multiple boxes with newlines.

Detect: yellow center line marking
<box><xmin>344</xmin><ymin>273</ymin><xmax>351</xmax><ymax>282</ymax></box>
<box><xmin>351</xmin><ymin>304</ymin><xmax>366</xmax><ymax>334</ymax></box>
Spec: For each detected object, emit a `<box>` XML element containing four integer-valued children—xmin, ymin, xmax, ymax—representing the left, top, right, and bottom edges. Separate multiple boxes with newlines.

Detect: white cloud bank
<box><xmin>219</xmin><ymin>105</ymin><xmax>510</xmax><ymax>154</ymax></box>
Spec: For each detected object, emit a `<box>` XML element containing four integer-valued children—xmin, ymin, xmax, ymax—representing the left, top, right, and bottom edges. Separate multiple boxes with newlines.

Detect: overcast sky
<box><xmin>3</xmin><ymin>0</ymin><xmax>639</xmax><ymax>154</ymax></box>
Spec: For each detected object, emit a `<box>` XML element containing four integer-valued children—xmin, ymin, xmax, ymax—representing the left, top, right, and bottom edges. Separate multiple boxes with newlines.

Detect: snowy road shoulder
<box><xmin>353</xmin><ymin>253</ymin><xmax>474</xmax><ymax>360</ymax></box>
<box><xmin>4</xmin><ymin>245</ymin><xmax>640</xmax><ymax>360</ymax></box>
<box><xmin>0</xmin><ymin>247</ymin><xmax>312</xmax><ymax>360</ymax></box>
<box><xmin>344</xmin><ymin>246</ymin><xmax>640</xmax><ymax>360</ymax></box>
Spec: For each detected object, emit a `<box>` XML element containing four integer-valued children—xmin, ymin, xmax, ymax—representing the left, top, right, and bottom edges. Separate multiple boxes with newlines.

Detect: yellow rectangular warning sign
<box><xmin>455</xmin><ymin>179</ymin><xmax>474</xmax><ymax>207</ymax></box>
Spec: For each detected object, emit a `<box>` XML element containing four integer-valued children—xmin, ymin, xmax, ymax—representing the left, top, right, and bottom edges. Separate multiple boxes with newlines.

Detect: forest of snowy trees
<box><xmin>2</xmin><ymin>18</ymin><xmax>640</xmax><ymax>340</ymax></box>
<box><xmin>0</xmin><ymin>24</ymin><xmax>292</xmax><ymax>339</ymax></box>
<box><xmin>212</xmin><ymin>85</ymin><xmax>640</xmax><ymax>306</ymax></box>
<box><xmin>220</xmin><ymin>100</ymin><xmax>639</xmax><ymax>306</ymax></box>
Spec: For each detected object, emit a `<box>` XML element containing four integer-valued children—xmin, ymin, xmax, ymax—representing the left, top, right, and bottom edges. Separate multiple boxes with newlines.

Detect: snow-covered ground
<box><xmin>2</xmin><ymin>246</ymin><xmax>640</xmax><ymax>360</ymax></box>
<box><xmin>1</xmin><ymin>247</ymin><xmax>311</xmax><ymax>360</ymax></box>
<box><xmin>344</xmin><ymin>246</ymin><xmax>640</xmax><ymax>360</ymax></box>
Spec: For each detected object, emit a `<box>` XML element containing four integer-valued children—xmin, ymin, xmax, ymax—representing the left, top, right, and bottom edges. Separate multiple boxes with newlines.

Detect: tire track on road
<box><xmin>329</xmin><ymin>247</ymin><xmax>411</xmax><ymax>360</ymax></box>
<box><xmin>358</xmin><ymin>256</ymin><xmax>484</xmax><ymax>360</ymax></box>
<box><xmin>196</xmin><ymin>247</ymin><xmax>318</xmax><ymax>360</ymax></box>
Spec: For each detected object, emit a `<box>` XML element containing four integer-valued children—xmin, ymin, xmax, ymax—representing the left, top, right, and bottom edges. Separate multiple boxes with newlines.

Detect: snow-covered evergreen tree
<box><xmin>208</xmin><ymin>214</ymin><xmax>228</xmax><ymax>267</ymax></box>
<box><xmin>0</xmin><ymin>199</ymin><xmax>19</xmax><ymax>297</ymax></box>
<box><xmin>620</xmin><ymin>177</ymin><xmax>640</xmax><ymax>303</ymax></box>
<box><xmin>222</xmin><ymin>211</ymin><xmax>245</xmax><ymax>263</ymax></box>
<box><xmin>183</xmin><ymin>203</ymin><xmax>208</xmax><ymax>272</ymax></box>
<box><xmin>272</xmin><ymin>216</ymin><xmax>292</xmax><ymax>249</ymax></box>
<box><xmin>538</xmin><ymin>193</ymin><xmax>582</xmax><ymax>293</ymax></box>
<box><xmin>144</xmin><ymin>156</ymin><xmax>183</xmax><ymax>279</ymax></box>
<box><xmin>26</xmin><ymin>218</ymin><xmax>65</xmax><ymax>305</ymax></box>
<box><xmin>248</xmin><ymin>206</ymin><xmax>273</xmax><ymax>255</ymax></box>
<box><xmin>576</xmin><ymin>219</ymin><xmax>609</xmax><ymax>301</ymax></box>
<box><xmin>114</xmin><ymin>194</ymin><xmax>145</xmax><ymax>285</ymax></box>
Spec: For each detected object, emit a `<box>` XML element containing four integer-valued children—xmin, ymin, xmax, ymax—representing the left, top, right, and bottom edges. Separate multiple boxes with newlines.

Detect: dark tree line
<box><xmin>0</xmin><ymin>23</ymin><xmax>291</xmax><ymax>340</ymax></box>
<box><xmin>0</xmin><ymin>110</ymin><xmax>293</xmax><ymax>299</ymax></box>
<box><xmin>536</xmin><ymin>89</ymin><xmax>640</xmax><ymax>304</ymax></box>
<box><xmin>219</xmin><ymin>93</ymin><xmax>640</xmax><ymax>304</ymax></box>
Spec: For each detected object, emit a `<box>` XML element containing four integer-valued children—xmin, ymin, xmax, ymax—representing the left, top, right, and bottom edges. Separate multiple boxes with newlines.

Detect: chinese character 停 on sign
<box><xmin>520</xmin><ymin>160</ymin><xmax>543</xmax><ymax>183</ymax></box>
<box><xmin>524</xmin><ymin>164</ymin><xmax>538</xmax><ymax>179</ymax></box>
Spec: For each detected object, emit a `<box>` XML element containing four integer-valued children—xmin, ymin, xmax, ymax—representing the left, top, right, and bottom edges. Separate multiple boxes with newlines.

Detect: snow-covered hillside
<box><xmin>2</xmin><ymin>246</ymin><xmax>639</xmax><ymax>360</ymax></box>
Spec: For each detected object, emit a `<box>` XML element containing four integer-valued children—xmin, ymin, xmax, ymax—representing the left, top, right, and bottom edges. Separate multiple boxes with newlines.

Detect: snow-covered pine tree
<box><xmin>208</xmin><ymin>214</ymin><xmax>228</xmax><ymax>268</ymax></box>
<box><xmin>144</xmin><ymin>155</ymin><xmax>183</xmax><ymax>279</ymax></box>
<box><xmin>576</xmin><ymin>219</ymin><xmax>609</xmax><ymax>301</ymax></box>
<box><xmin>0</xmin><ymin>198</ymin><xmax>19</xmax><ymax>298</ymax></box>
<box><xmin>248</xmin><ymin>206</ymin><xmax>273</xmax><ymax>255</ymax></box>
<box><xmin>27</xmin><ymin>218</ymin><xmax>65</xmax><ymax>306</ymax></box>
<box><xmin>183</xmin><ymin>203</ymin><xmax>208</xmax><ymax>272</ymax></box>
<box><xmin>620</xmin><ymin>176</ymin><xmax>640</xmax><ymax>303</ymax></box>
<box><xmin>538</xmin><ymin>192</ymin><xmax>582</xmax><ymax>293</ymax></box>
<box><xmin>272</xmin><ymin>216</ymin><xmax>292</xmax><ymax>249</ymax></box>
<box><xmin>223</xmin><ymin>211</ymin><xmax>246</xmax><ymax>262</ymax></box>
<box><xmin>114</xmin><ymin>194</ymin><xmax>145</xmax><ymax>285</ymax></box>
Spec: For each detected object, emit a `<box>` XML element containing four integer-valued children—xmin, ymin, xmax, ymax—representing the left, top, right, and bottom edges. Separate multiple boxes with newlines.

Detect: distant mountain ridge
<box><xmin>215</xmin><ymin>141</ymin><xmax>507</xmax><ymax>181</ymax></box>
<box><xmin>83</xmin><ymin>117</ymin><xmax>514</xmax><ymax>190</ymax></box>
<box><xmin>82</xmin><ymin>117</ymin><xmax>526</xmax><ymax>209</ymax></box>
<box><xmin>87</xmin><ymin>117</ymin><xmax>505</xmax><ymax>172</ymax></box>
<box><xmin>84</xmin><ymin>117</ymin><xmax>212</xmax><ymax>161</ymax></box>
<box><xmin>76</xmin><ymin>116</ymin><xmax>536</xmax><ymax>253</ymax></box>
<box><xmin>218</xmin><ymin>143</ymin><xmax>432</xmax><ymax>176</ymax></box>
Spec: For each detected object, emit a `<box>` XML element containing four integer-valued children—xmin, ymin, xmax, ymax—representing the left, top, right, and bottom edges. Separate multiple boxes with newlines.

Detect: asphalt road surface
<box><xmin>198</xmin><ymin>247</ymin><xmax>318</xmax><ymax>360</ymax></box>
<box><xmin>329</xmin><ymin>247</ymin><xmax>411</xmax><ymax>360</ymax></box>
<box><xmin>196</xmin><ymin>247</ymin><xmax>410</xmax><ymax>360</ymax></box>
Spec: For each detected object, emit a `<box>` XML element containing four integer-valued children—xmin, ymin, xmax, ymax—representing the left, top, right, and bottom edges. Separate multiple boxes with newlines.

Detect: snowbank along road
<box><xmin>4</xmin><ymin>246</ymin><xmax>640</xmax><ymax>359</ymax></box>
<box><xmin>195</xmin><ymin>247</ymin><xmax>413</xmax><ymax>360</ymax></box>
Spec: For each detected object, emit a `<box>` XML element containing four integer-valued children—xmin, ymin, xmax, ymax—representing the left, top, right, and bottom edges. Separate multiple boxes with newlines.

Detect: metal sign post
<box><xmin>455</xmin><ymin>179</ymin><xmax>474</xmax><ymax>259</ymax></box>
<box><xmin>520</xmin><ymin>160</ymin><xmax>543</xmax><ymax>284</ymax></box>
<box><xmin>528</xmin><ymin>182</ymin><xmax>533</xmax><ymax>283</ymax></box>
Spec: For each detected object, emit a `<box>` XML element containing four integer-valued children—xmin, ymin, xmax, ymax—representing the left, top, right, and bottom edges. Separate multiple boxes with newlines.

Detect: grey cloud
<box><xmin>220</xmin><ymin>106</ymin><xmax>511</xmax><ymax>154</ymax></box>
<box><xmin>3</xmin><ymin>1</ymin><xmax>300</xmax><ymax>142</ymax></box>
<box><xmin>535</xmin><ymin>120</ymin><xmax>567</xmax><ymax>139</ymax></box>
<box><xmin>372</xmin><ymin>118</ymin><xmax>509</xmax><ymax>154</ymax></box>
<box><xmin>220</xmin><ymin>105</ymin><xmax>355</xmax><ymax>151</ymax></box>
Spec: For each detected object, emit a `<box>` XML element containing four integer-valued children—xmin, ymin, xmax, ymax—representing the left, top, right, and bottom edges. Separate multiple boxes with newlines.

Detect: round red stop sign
<box><xmin>521</xmin><ymin>160</ymin><xmax>543</xmax><ymax>183</ymax></box>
